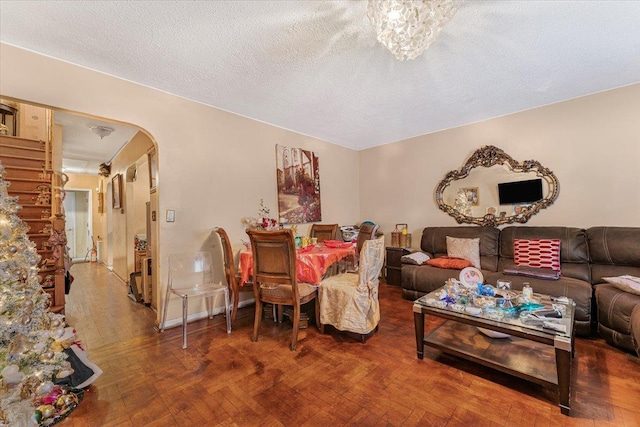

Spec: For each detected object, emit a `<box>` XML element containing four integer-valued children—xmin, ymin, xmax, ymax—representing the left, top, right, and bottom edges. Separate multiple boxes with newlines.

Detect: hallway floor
<box><xmin>60</xmin><ymin>262</ymin><xmax>640</xmax><ymax>426</ymax></box>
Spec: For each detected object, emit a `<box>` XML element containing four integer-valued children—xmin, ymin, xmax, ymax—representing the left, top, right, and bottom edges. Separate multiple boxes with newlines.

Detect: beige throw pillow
<box><xmin>603</xmin><ymin>275</ymin><xmax>640</xmax><ymax>296</ymax></box>
<box><xmin>446</xmin><ymin>236</ymin><xmax>481</xmax><ymax>269</ymax></box>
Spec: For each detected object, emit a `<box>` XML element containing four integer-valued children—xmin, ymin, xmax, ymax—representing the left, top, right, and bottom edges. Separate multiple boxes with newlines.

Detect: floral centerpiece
<box><xmin>241</xmin><ymin>199</ymin><xmax>278</xmax><ymax>230</ymax></box>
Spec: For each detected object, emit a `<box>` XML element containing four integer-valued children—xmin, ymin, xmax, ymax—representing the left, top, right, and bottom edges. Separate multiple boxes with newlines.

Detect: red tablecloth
<box><xmin>239</xmin><ymin>242</ymin><xmax>356</xmax><ymax>286</ymax></box>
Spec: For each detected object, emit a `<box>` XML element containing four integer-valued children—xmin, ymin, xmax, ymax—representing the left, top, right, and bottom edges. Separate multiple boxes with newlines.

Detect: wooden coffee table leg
<box><xmin>413</xmin><ymin>305</ymin><xmax>425</xmax><ymax>359</ymax></box>
<box><xmin>555</xmin><ymin>335</ymin><xmax>572</xmax><ymax>415</ymax></box>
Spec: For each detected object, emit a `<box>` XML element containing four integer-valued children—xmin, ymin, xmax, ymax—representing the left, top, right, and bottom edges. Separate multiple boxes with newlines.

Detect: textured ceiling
<box><xmin>1</xmin><ymin>1</ymin><xmax>640</xmax><ymax>153</ymax></box>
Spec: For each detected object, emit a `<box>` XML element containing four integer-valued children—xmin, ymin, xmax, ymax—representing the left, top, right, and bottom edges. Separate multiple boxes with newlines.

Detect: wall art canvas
<box><xmin>276</xmin><ymin>144</ymin><xmax>321</xmax><ymax>224</ymax></box>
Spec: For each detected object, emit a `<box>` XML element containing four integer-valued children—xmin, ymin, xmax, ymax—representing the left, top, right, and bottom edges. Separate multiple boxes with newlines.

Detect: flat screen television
<box><xmin>498</xmin><ymin>178</ymin><xmax>543</xmax><ymax>205</ymax></box>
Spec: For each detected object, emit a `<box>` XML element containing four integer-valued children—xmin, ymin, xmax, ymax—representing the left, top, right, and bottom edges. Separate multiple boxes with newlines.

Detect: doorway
<box><xmin>63</xmin><ymin>189</ymin><xmax>93</xmax><ymax>262</ymax></box>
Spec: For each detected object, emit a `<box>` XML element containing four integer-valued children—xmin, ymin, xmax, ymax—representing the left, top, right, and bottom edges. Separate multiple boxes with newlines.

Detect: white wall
<box><xmin>360</xmin><ymin>84</ymin><xmax>640</xmax><ymax>248</ymax></box>
<box><xmin>0</xmin><ymin>43</ymin><xmax>360</xmax><ymax>324</ymax></box>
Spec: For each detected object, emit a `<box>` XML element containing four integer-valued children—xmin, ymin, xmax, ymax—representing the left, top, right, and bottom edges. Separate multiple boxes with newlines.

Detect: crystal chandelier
<box><xmin>368</xmin><ymin>0</ymin><xmax>457</xmax><ymax>61</ymax></box>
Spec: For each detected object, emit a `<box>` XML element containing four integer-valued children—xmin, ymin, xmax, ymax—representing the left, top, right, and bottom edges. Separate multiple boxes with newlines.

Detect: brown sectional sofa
<box><xmin>401</xmin><ymin>226</ymin><xmax>640</xmax><ymax>349</ymax></box>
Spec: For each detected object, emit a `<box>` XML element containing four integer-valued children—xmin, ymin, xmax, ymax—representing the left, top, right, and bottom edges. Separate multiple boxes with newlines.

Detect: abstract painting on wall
<box><xmin>276</xmin><ymin>144</ymin><xmax>322</xmax><ymax>224</ymax></box>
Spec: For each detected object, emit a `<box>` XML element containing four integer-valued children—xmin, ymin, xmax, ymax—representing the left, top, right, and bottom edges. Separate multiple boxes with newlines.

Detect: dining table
<box><xmin>239</xmin><ymin>240</ymin><xmax>357</xmax><ymax>286</ymax></box>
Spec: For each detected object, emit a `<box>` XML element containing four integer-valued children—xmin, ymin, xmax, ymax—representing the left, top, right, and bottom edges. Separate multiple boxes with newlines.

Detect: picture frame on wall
<box><xmin>275</xmin><ymin>144</ymin><xmax>322</xmax><ymax>224</ymax></box>
<box><xmin>112</xmin><ymin>173</ymin><xmax>122</xmax><ymax>209</ymax></box>
<box><xmin>462</xmin><ymin>187</ymin><xmax>479</xmax><ymax>206</ymax></box>
<box><xmin>98</xmin><ymin>192</ymin><xmax>104</xmax><ymax>214</ymax></box>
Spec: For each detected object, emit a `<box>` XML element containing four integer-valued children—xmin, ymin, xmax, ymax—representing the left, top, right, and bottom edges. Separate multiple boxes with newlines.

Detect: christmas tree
<box><xmin>0</xmin><ymin>162</ymin><xmax>91</xmax><ymax>426</ymax></box>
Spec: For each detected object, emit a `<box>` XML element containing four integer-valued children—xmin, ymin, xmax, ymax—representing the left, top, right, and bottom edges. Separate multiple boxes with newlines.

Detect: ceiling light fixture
<box><xmin>368</xmin><ymin>0</ymin><xmax>457</xmax><ymax>61</ymax></box>
<box><xmin>89</xmin><ymin>125</ymin><xmax>115</xmax><ymax>139</ymax></box>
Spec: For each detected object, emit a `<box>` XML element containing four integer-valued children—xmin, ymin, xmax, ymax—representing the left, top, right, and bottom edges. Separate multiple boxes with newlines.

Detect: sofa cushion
<box><xmin>587</xmin><ymin>227</ymin><xmax>640</xmax><ymax>284</ymax></box>
<box><xmin>421</xmin><ymin>226</ymin><xmax>500</xmax><ymax>272</ymax></box>
<box><xmin>513</xmin><ymin>238</ymin><xmax>561</xmax><ymax>273</ymax></box>
<box><xmin>402</xmin><ymin>264</ymin><xmax>477</xmax><ymax>296</ymax></box>
<box><xmin>427</xmin><ymin>257</ymin><xmax>472</xmax><ymax>270</ymax></box>
<box><xmin>446</xmin><ymin>236</ymin><xmax>480</xmax><ymax>269</ymax></box>
<box><xmin>499</xmin><ymin>226</ymin><xmax>589</xmax><ymax>283</ymax></box>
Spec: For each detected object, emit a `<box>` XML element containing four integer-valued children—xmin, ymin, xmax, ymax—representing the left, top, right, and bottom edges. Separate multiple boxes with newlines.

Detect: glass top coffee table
<box><xmin>413</xmin><ymin>286</ymin><xmax>575</xmax><ymax>415</ymax></box>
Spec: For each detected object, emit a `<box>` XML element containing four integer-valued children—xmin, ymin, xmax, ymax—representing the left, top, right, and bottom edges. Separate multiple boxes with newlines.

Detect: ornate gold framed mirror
<box><xmin>435</xmin><ymin>145</ymin><xmax>559</xmax><ymax>226</ymax></box>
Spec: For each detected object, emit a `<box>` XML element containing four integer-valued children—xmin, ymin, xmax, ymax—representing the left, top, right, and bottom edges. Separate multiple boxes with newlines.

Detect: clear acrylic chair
<box><xmin>159</xmin><ymin>251</ymin><xmax>231</xmax><ymax>349</ymax></box>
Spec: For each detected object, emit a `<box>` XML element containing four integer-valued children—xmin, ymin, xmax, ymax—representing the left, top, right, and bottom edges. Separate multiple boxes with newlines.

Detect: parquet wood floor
<box><xmin>61</xmin><ymin>262</ymin><xmax>640</xmax><ymax>426</ymax></box>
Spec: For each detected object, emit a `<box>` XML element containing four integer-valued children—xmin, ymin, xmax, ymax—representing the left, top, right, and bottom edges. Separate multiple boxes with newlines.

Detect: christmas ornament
<box><xmin>1</xmin><ymin>365</ymin><xmax>24</xmax><ymax>385</ymax></box>
<box><xmin>35</xmin><ymin>381</ymin><xmax>55</xmax><ymax>396</ymax></box>
<box><xmin>40</xmin><ymin>351</ymin><xmax>55</xmax><ymax>362</ymax></box>
<box><xmin>8</xmin><ymin>334</ymin><xmax>32</xmax><ymax>356</ymax></box>
<box><xmin>37</xmin><ymin>404</ymin><xmax>56</xmax><ymax>419</ymax></box>
<box><xmin>56</xmin><ymin>393</ymin><xmax>78</xmax><ymax>408</ymax></box>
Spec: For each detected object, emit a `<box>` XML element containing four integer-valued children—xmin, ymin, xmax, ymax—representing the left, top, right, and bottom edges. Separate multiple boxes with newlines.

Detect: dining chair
<box><xmin>343</xmin><ymin>222</ymin><xmax>380</xmax><ymax>273</ymax></box>
<box><xmin>357</xmin><ymin>223</ymin><xmax>380</xmax><ymax>256</ymax></box>
<box><xmin>159</xmin><ymin>251</ymin><xmax>231</xmax><ymax>349</ymax></box>
<box><xmin>318</xmin><ymin>236</ymin><xmax>385</xmax><ymax>343</ymax></box>
<box><xmin>246</xmin><ymin>229</ymin><xmax>319</xmax><ymax>351</ymax></box>
<box><xmin>213</xmin><ymin>226</ymin><xmax>253</xmax><ymax>325</ymax></box>
<box><xmin>310</xmin><ymin>223</ymin><xmax>339</xmax><ymax>243</ymax></box>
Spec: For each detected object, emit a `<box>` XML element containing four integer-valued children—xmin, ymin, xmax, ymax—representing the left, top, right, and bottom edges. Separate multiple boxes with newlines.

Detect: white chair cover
<box><xmin>318</xmin><ymin>236</ymin><xmax>385</xmax><ymax>335</ymax></box>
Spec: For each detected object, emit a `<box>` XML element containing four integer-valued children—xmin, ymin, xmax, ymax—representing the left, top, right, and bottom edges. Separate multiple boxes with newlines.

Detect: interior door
<box><xmin>63</xmin><ymin>190</ymin><xmax>92</xmax><ymax>262</ymax></box>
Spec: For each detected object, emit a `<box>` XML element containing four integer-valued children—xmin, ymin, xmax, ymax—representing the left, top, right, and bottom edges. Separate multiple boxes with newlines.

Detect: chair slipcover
<box><xmin>319</xmin><ymin>236</ymin><xmax>385</xmax><ymax>335</ymax></box>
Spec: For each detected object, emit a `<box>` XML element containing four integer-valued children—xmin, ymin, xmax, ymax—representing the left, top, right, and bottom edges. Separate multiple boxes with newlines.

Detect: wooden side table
<box><xmin>385</xmin><ymin>247</ymin><xmax>410</xmax><ymax>286</ymax></box>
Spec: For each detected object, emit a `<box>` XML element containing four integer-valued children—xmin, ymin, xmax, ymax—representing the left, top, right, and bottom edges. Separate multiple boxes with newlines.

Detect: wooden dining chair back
<box><xmin>356</xmin><ymin>223</ymin><xmax>380</xmax><ymax>255</ymax></box>
<box><xmin>159</xmin><ymin>251</ymin><xmax>231</xmax><ymax>349</ymax></box>
<box><xmin>310</xmin><ymin>223</ymin><xmax>339</xmax><ymax>243</ymax></box>
<box><xmin>318</xmin><ymin>236</ymin><xmax>385</xmax><ymax>342</ymax></box>
<box><xmin>246</xmin><ymin>229</ymin><xmax>318</xmax><ymax>351</ymax></box>
<box><xmin>214</xmin><ymin>227</ymin><xmax>252</xmax><ymax>325</ymax></box>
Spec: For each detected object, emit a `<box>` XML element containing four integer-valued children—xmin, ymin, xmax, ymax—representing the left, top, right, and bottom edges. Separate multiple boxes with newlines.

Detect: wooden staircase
<box><xmin>0</xmin><ymin>134</ymin><xmax>67</xmax><ymax>313</ymax></box>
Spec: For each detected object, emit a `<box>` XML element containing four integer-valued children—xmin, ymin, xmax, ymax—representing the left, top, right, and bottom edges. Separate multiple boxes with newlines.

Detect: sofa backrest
<box><xmin>420</xmin><ymin>226</ymin><xmax>500</xmax><ymax>272</ymax></box>
<box><xmin>498</xmin><ymin>226</ymin><xmax>590</xmax><ymax>282</ymax></box>
<box><xmin>587</xmin><ymin>227</ymin><xmax>640</xmax><ymax>284</ymax></box>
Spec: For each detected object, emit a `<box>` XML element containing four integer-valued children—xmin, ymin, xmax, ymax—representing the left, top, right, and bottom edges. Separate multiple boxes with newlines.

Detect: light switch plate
<box><xmin>166</xmin><ymin>210</ymin><xmax>175</xmax><ymax>222</ymax></box>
